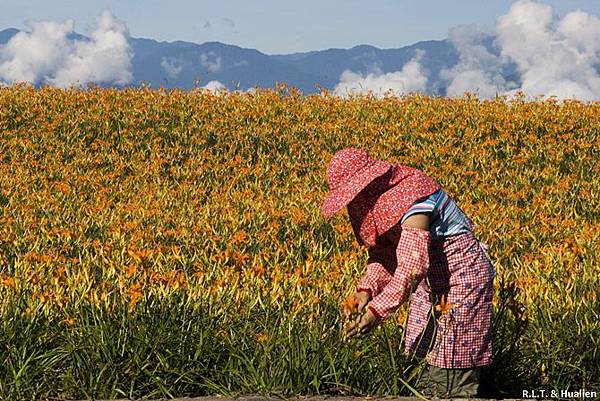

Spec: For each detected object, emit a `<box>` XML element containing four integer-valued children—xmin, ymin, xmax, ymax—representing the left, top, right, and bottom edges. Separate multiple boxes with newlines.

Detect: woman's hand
<box><xmin>345</xmin><ymin>308</ymin><xmax>380</xmax><ymax>339</ymax></box>
<box><xmin>341</xmin><ymin>291</ymin><xmax>370</xmax><ymax>320</ymax></box>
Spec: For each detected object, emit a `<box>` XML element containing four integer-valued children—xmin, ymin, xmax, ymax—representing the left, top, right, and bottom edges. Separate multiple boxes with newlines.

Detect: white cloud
<box><xmin>440</xmin><ymin>25</ymin><xmax>516</xmax><ymax>98</ymax></box>
<box><xmin>0</xmin><ymin>10</ymin><xmax>133</xmax><ymax>88</ymax></box>
<box><xmin>496</xmin><ymin>0</ymin><xmax>600</xmax><ymax>100</ymax></box>
<box><xmin>162</xmin><ymin>52</ymin><xmax>229</xmax><ymax>79</ymax></box>
<box><xmin>233</xmin><ymin>60</ymin><xmax>249</xmax><ymax>68</ymax></box>
<box><xmin>443</xmin><ymin>0</ymin><xmax>600</xmax><ymax>100</ymax></box>
<box><xmin>202</xmin><ymin>81</ymin><xmax>257</xmax><ymax>95</ymax></box>
<box><xmin>200</xmin><ymin>51</ymin><xmax>222</xmax><ymax>73</ymax></box>
<box><xmin>0</xmin><ymin>20</ymin><xmax>73</xmax><ymax>84</ymax></box>
<box><xmin>333</xmin><ymin>49</ymin><xmax>428</xmax><ymax>98</ymax></box>
<box><xmin>160</xmin><ymin>57</ymin><xmax>183</xmax><ymax>78</ymax></box>
<box><xmin>202</xmin><ymin>80</ymin><xmax>227</xmax><ymax>93</ymax></box>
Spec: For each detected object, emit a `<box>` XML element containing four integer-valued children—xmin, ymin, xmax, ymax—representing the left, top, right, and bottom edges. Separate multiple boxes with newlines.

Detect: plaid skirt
<box><xmin>404</xmin><ymin>230</ymin><xmax>495</xmax><ymax>368</ymax></box>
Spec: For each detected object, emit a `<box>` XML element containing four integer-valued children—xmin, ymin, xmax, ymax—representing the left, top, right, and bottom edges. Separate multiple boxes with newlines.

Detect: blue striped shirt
<box><xmin>400</xmin><ymin>189</ymin><xmax>473</xmax><ymax>238</ymax></box>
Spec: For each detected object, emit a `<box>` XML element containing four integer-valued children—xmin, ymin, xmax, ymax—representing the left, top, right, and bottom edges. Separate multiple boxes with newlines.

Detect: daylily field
<box><xmin>0</xmin><ymin>83</ymin><xmax>598</xmax><ymax>400</ymax></box>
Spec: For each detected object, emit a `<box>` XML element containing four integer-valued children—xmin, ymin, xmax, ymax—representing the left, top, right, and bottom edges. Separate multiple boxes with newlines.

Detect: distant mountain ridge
<box><xmin>0</xmin><ymin>28</ymin><xmax>506</xmax><ymax>95</ymax></box>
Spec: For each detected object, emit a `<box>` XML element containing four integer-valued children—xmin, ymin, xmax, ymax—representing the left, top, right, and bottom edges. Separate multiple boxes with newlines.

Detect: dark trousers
<box><xmin>414</xmin><ymin>363</ymin><xmax>481</xmax><ymax>398</ymax></box>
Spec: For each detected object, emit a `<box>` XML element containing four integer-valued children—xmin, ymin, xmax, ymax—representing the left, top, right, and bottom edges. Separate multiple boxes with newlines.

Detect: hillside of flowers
<box><xmin>0</xmin><ymin>83</ymin><xmax>598</xmax><ymax>400</ymax></box>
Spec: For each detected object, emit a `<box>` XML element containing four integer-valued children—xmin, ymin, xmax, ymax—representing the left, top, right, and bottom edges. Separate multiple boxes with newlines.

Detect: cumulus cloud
<box><xmin>160</xmin><ymin>51</ymin><xmax>223</xmax><ymax>79</ymax></box>
<box><xmin>160</xmin><ymin>57</ymin><xmax>183</xmax><ymax>79</ymax></box>
<box><xmin>497</xmin><ymin>0</ymin><xmax>600</xmax><ymax>100</ymax></box>
<box><xmin>0</xmin><ymin>10</ymin><xmax>133</xmax><ymax>88</ymax></box>
<box><xmin>197</xmin><ymin>81</ymin><xmax>259</xmax><ymax>95</ymax></box>
<box><xmin>200</xmin><ymin>51</ymin><xmax>222</xmax><ymax>73</ymax></box>
<box><xmin>333</xmin><ymin>49</ymin><xmax>428</xmax><ymax>98</ymax></box>
<box><xmin>202</xmin><ymin>80</ymin><xmax>227</xmax><ymax>93</ymax></box>
<box><xmin>233</xmin><ymin>60</ymin><xmax>249</xmax><ymax>68</ymax></box>
<box><xmin>443</xmin><ymin>0</ymin><xmax>600</xmax><ymax>100</ymax></box>
<box><xmin>441</xmin><ymin>25</ymin><xmax>517</xmax><ymax>98</ymax></box>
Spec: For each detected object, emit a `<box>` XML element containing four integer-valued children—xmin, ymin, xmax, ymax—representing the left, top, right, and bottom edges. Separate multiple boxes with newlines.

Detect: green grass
<box><xmin>1</xmin><ymin>280</ymin><xmax>598</xmax><ymax>400</ymax></box>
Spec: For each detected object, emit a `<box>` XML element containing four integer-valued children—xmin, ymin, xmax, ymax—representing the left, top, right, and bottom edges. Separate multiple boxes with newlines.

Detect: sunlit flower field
<box><xmin>0</xmin><ymin>83</ymin><xmax>598</xmax><ymax>400</ymax></box>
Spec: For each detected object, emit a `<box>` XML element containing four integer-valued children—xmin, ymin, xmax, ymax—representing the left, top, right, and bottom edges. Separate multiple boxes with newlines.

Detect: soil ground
<box><xmin>69</xmin><ymin>395</ymin><xmax>551</xmax><ymax>401</ymax></box>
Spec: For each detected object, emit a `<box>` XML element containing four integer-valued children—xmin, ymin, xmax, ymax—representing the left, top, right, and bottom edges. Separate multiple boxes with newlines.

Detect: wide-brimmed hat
<box><xmin>321</xmin><ymin>148</ymin><xmax>392</xmax><ymax>218</ymax></box>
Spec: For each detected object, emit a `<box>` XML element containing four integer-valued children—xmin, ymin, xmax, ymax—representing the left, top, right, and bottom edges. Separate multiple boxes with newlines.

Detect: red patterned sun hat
<box><xmin>349</xmin><ymin>164</ymin><xmax>441</xmax><ymax>247</ymax></box>
<box><xmin>321</xmin><ymin>148</ymin><xmax>392</xmax><ymax>217</ymax></box>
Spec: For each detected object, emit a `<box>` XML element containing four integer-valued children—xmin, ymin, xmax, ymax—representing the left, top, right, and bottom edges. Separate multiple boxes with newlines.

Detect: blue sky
<box><xmin>2</xmin><ymin>0</ymin><xmax>600</xmax><ymax>54</ymax></box>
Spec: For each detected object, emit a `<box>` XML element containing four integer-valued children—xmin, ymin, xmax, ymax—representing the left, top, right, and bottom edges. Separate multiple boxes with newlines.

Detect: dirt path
<box><xmin>80</xmin><ymin>395</ymin><xmax>550</xmax><ymax>401</ymax></box>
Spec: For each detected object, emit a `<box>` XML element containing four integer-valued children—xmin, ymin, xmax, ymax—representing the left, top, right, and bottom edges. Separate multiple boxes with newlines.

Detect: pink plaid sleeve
<box><xmin>356</xmin><ymin>244</ymin><xmax>396</xmax><ymax>299</ymax></box>
<box><xmin>368</xmin><ymin>226</ymin><xmax>431</xmax><ymax>321</ymax></box>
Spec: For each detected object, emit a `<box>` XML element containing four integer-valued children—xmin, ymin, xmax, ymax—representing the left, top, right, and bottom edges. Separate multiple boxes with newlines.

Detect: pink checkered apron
<box><xmin>404</xmin><ymin>230</ymin><xmax>495</xmax><ymax>368</ymax></box>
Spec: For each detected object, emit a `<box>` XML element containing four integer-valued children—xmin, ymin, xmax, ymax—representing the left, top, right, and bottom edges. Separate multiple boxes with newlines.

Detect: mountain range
<box><xmin>0</xmin><ymin>27</ymin><xmax>517</xmax><ymax>95</ymax></box>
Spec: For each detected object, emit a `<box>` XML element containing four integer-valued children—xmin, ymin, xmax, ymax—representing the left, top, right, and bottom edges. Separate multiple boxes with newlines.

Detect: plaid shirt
<box><xmin>357</xmin><ymin>225</ymin><xmax>494</xmax><ymax>369</ymax></box>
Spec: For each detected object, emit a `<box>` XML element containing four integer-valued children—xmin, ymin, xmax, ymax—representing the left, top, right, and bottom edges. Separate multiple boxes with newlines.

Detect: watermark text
<box><xmin>522</xmin><ymin>389</ymin><xmax>597</xmax><ymax>399</ymax></box>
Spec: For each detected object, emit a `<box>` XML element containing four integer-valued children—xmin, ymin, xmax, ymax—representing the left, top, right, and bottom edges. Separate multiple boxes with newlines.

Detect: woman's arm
<box><xmin>367</xmin><ymin>213</ymin><xmax>431</xmax><ymax>321</ymax></box>
<box><xmin>356</xmin><ymin>244</ymin><xmax>396</xmax><ymax>300</ymax></box>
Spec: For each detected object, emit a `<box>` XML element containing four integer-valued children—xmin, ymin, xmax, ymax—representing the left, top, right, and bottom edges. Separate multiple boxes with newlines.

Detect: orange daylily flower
<box><xmin>342</xmin><ymin>293</ymin><xmax>359</xmax><ymax>317</ymax></box>
<box><xmin>435</xmin><ymin>294</ymin><xmax>453</xmax><ymax>315</ymax></box>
